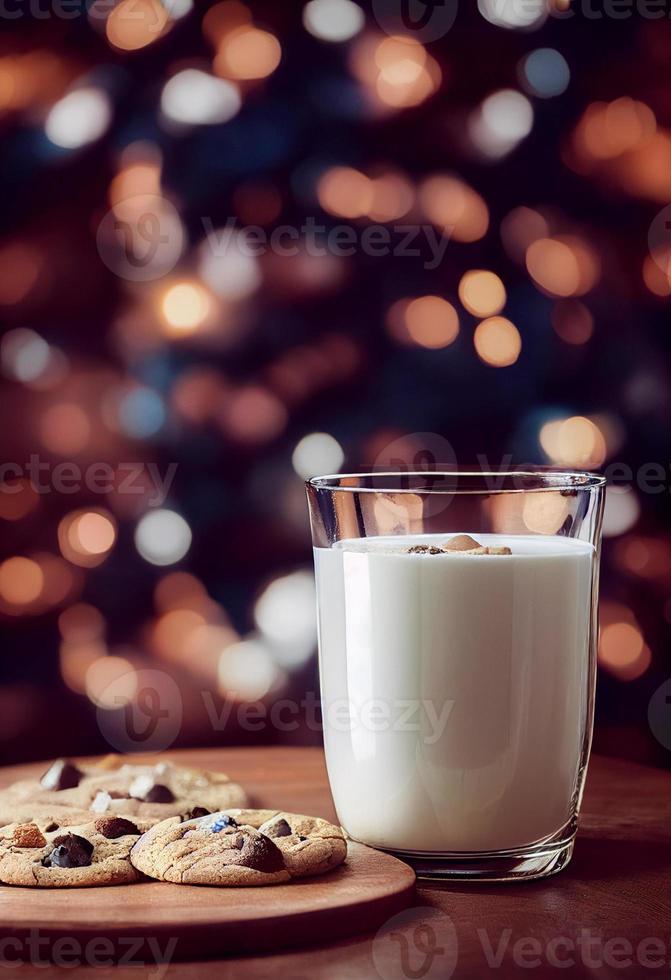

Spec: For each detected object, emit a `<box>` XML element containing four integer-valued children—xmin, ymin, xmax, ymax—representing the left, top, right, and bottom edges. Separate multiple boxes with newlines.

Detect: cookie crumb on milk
<box><xmin>404</xmin><ymin>533</ymin><xmax>512</xmax><ymax>556</ymax></box>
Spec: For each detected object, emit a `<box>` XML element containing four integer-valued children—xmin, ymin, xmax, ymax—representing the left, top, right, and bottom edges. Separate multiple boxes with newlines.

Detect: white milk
<box><xmin>314</xmin><ymin>534</ymin><xmax>594</xmax><ymax>853</ymax></box>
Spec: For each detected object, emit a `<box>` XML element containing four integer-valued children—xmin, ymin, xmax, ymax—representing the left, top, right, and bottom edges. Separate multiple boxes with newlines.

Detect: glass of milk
<box><xmin>306</xmin><ymin>470</ymin><xmax>606</xmax><ymax>881</ymax></box>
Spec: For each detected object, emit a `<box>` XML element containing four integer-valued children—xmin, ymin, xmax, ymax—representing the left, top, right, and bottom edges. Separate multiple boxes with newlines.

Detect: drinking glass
<box><xmin>306</xmin><ymin>470</ymin><xmax>606</xmax><ymax>881</ymax></box>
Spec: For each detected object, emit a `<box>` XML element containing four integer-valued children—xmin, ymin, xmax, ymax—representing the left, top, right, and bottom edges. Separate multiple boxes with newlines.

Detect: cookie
<box><xmin>0</xmin><ymin>757</ymin><xmax>248</xmax><ymax>823</ymax></box>
<box><xmin>130</xmin><ymin>808</ymin><xmax>347</xmax><ymax>885</ymax></box>
<box><xmin>130</xmin><ymin>812</ymin><xmax>290</xmax><ymax>886</ymax></box>
<box><xmin>0</xmin><ymin>812</ymin><xmax>153</xmax><ymax>887</ymax></box>
<box><xmin>229</xmin><ymin>808</ymin><xmax>348</xmax><ymax>878</ymax></box>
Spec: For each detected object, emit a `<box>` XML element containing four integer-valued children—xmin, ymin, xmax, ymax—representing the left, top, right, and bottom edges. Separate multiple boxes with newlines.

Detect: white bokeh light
<box><xmin>292</xmin><ymin>432</ymin><xmax>344</xmax><ymax>480</ymax></box>
<box><xmin>470</xmin><ymin>89</ymin><xmax>534</xmax><ymax>158</ymax></box>
<box><xmin>478</xmin><ymin>0</ymin><xmax>547</xmax><ymax>30</ymax></box>
<box><xmin>45</xmin><ymin>88</ymin><xmax>113</xmax><ymax>149</ymax></box>
<box><xmin>218</xmin><ymin>638</ymin><xmax>279</xmax><ymax>701</ymax></box>
<box><xmin>161</xmin><ymin>70</ymin><xmax>241</xmax><ymax>126</ymax></box>
<box><xmin>135</xmin><ymin>510</ymin><xmax>192</xmax><ymax>566</ymax></box>
<box><xmin>602</xmin><ymin>487</ymin><xmax>641</xmax><ymax>538</ymax></box>
<box><xmin>1</xmin><ymin>328</ymin><xmax>50</xmax><ymax>382</ymax></box>
<box><xmin>303</xmin><ymin>0</ymin><xmax>365</xmax><ymax>42</ymax></box>
<box><xmin>254</xmin><ymin>570</ymin><xmax>317</xmax><ymax>668</ymax></box>
<box><xmin>198</xmin><ymin>230</ymin><xmax>262</xmax><ymax>299</ymax></box>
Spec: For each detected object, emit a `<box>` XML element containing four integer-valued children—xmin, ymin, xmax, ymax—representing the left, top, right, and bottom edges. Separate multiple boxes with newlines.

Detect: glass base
<box><xmin>386</xmin><ymin>835</ymin><xmax>575</xmax><ymax>883</ymax></box>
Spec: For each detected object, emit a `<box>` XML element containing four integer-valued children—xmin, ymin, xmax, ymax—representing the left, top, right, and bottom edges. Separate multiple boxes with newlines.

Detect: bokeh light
<box><xmin>135</xmin><ymin>509</ymin><xmax>192</xmax><ymax>566</ymax></box>
<box><xmin>45</xmin><ymin>87</ymin><xmax>112</xmax><ymax>149</ymax></box>
<box><xmin>0</xmin><ymin>557</ymin><xmax>44</xmax><ymax>608</ymax></box>
<box><xmin>85</xmin><ymin>655</ymin><xmax>137</xmax><ymax>708</ymax></box>
<box><xmin>303</xmin><ymin>0</ymin><xmax>365</xmax><ymax>42</ymax></box>
<box><xmin>161</xmin><ymin>70</ymin><xmax>241</xmax><ymax>125</ymax></box>
<box><xmin>551</xmin><ymin>299</ymin><xmax>594</xmax><ymax>345</ymax></box>
<box><xmin>473</xmin><ymin>316</ymin><xmax>521</xmax><ymax>367</ymax></box>
<box><xmin>39</xmin><ymin>403</ymin><xmax>91</xmax><ymax>455</ymax></box>
<box><xmin>599</xmin><ymin>621</ymin><xmax>651</xmax><ymax>681</ymax></box>
<box><xmin>419</xmin><ymin>175</ymin><xmax>489</xmax><ymax>243</ymax></box>
<box><xmin>106</xmin><ymin>0</ymin><xmax>169</xmax><ymax>51</ymax></box>
<box><xmin>520</xmin><ymin>48</ymin><xmax>570</xmax><ymax>98</ymax></box>
<box><xmin>215</xmin><ymin>26</ymin><xmax>281</xmax><ymax>80</ymax></box>
<box><xmin>161</xmin><ymin>282</ymin><xmax>212</xmax><ymax>333</ymax></box>
<box><xmin>458</xmin><ymin>271</ymin><xmax>506</xmax><ymax>317</ymax></box>
<box><xmin>526</xmin><ymin>236</ymin><xmax>600</xmax><ymax>297</ymax></box>
<box><xmin>292</xmin><ymin>432</ymin><xmax>344</xmax><ymax>479</ymax></box>
<box><xmin>254</xmin><ymin>570</ymin><xmax>317</xmax><ymax>667</ymax></box>
<box><xmin>218</xmin><ymin>638</ymin><xmax>279</xmax><ymax>701</ymax></box>
<box><xmin>470</xmin><ymin>89</ymin><xmax>534</xmax><ymax>158</ymax></box>
<box><xmin>58</xmin><ymin>510</ymin><xmax>118</xmax><ymax>568</ymax></box>
<box><xmin>478</xmin><ymin>0</ymin><xmax>547</xmax><ymax>29</ymax></box>
<box><xmin>539</xmin><ymin>416</ymin><xmax>607</xmax><ymax>468</ymax></box>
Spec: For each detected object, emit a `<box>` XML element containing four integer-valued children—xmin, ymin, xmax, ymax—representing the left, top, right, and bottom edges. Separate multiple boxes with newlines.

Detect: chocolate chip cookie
<box><xmin>0</xmin><ymin>812</ymin><xmax>153</xmax><ymax>887</ymax></box>
<box><xmin>130</xmin><ymin>809</ymin><xmax>347</xmax><ymax>885</ymax></box>
<box><xmin>0</xmin><ymin>757</ymin><xmax>248</xmax><ymax>823</ymax></box>
<box><xmin>130</xmin><ymin>812</ymin><xmax>290</xmax><ymax>886</ymax></box>
<box><xmin>229</xmin><ymin>809</ymin><xmax>348</xmax><ymax>878</ymax></box>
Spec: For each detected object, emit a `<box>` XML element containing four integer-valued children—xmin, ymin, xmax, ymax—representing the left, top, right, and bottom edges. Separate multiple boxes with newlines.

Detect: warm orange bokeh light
<box><xmin>404</xmin><ymin>296</ymin><xmax>459</xmax><ymax>349</ymax></box>
<box><xmin>0</xmin><ymin>556</ymin><xmax>43</xmax><ymax>606</ymax></box>
<box><xmin>551</xmin><ymin>299</ymin><xmax>594</xmax><ymax>345</ymax></box>
<box><xmin>599</xmin><ymin>621</ymin><xmax>651</xmax><ymax>681</ymax></box>
<box><xmin>419</xmin><ymin>175</ymin><xmax>489</xmax><ymax>243</ymax></box>
<box><xmin>459</xmin><ymin>270</ymin><xmax>506</xmax><ymax>317</ymax></box>
<box><xmin>0</xmin><ymin>479</ymin><xmax>39</xmax><ymax>521</ymax></box>
<box><xmin>161</xmin><ymin>282</ymin><xmax>212</xmax><ymax>333</ymax></box>
<box><xmin>40</xmin><ymin>403</ymin><xmax>91</xmax><ymax>456</ymax></box>
<box><xmin>58</xmin><ymin>509</ymin><xmax>117</xmax><ymax>568</ymax></box>
<box><xmin>540</xmin><ymin>415</ymin><xmax>607</xmax><ymax>468</ymax></box>
<box><xmin>526</xmin><ymin>236</ymin><xmax>600</xmax><ymax>298</ymax></box>
<box><xmin>215</xmin><ymin>26</ymin><xmax>281</xmax><ymax>80</ymax></box>
<box><xmin>318</xmin><ymin>167</ymin><xmax>372</xmax><ymax>219</ymax></box>
<box><xmin>106</xmin><ymin>0</ymin><xmax>169</xmax><ymax>51</ymax></box>
<box><xmin>473</xmin><ymin>316</ymin><xmax>521</xmax><ymax>367</ymax></box>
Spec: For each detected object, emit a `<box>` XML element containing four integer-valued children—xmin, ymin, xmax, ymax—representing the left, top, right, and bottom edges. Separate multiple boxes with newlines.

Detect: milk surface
<box><xmin>315</xmin><ymin>534</ymin><xmax>594</xmax><ymax>853</ymax></box>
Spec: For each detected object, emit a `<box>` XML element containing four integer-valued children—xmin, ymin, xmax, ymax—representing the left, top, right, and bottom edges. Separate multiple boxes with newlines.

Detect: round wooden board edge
<box><xmin>0</xmin><ymin>843</ymin><xmax>416</xmax><ymax>962</ymax></box>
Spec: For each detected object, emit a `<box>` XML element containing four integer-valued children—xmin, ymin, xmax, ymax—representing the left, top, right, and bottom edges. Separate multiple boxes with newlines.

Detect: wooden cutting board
<box><xmin>0</xmin><ymin>747</ymin><xmax>415</xmax><ymax>961</ymax></box>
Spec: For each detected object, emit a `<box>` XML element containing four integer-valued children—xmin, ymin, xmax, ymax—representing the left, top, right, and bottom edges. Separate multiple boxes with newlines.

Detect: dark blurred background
<box><xmin>1</xmin><ymin>0</ymin><xmax>670</xmax><ymax>767</ymax></box>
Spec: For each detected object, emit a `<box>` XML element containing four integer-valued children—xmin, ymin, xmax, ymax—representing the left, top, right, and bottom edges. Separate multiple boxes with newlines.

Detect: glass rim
<box><xmin>306</xmin><ymin>469</ymin><xmax>607</xmax><ymax>495</ymax></box>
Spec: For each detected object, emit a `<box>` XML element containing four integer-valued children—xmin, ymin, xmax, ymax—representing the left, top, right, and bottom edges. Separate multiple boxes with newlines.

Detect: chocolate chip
<box><xmin>297</xmin><ymin>835</ymin><xmax>307</xmax><ymax>842</ymax></box>
<box><xmin>40</xmin><ymin>759</ymin><xmax>82</xmax><ymax>791</ymax></box>
<box><xmin>245</xmin><ymin>835</ymin><xmax>285</xmax><ymax>873</ymax></box>
<box><xmin>43</xmin><ymin>822</ymin><xmax>59</xmax><ymax>833</ymax></box>
<box><xmin>184</xmin><ymin>807</ymin><xmax>211</xmax><ymax>821</ymax></box>
<box><xmin>406</xmin><ymin>545</ymin><xmax>443</xmax><ymax>555</ymax></box>
<box><xmin>265</xmin><ymin>818</ymin><xmax>292</xmax><ymax>838</ymax></box>
<box><xmin>13</xmin><ymin>823</ymin><xmax>46</xmax><ymax>849</ymax></box>
<box><xmin>95</xmin><ymin>817</ymin><xmax>140</xmax><ymax>839</ymax></box>
<box><xmin>43</xmin><ymin>833</ymin><xmax>94</xmax><ymax>868</ymax></box>
<box><xmin>141</xmin><ymin>784</ymin><xmax>175</xmax><ymax>803</ymax></box>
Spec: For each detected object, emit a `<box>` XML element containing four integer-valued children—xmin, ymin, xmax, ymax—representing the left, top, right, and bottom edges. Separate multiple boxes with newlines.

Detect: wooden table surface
<box><xmin>2</xmin><ymin>746</ymin><xmax>670</xmax><ymax>979</ymax></box>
